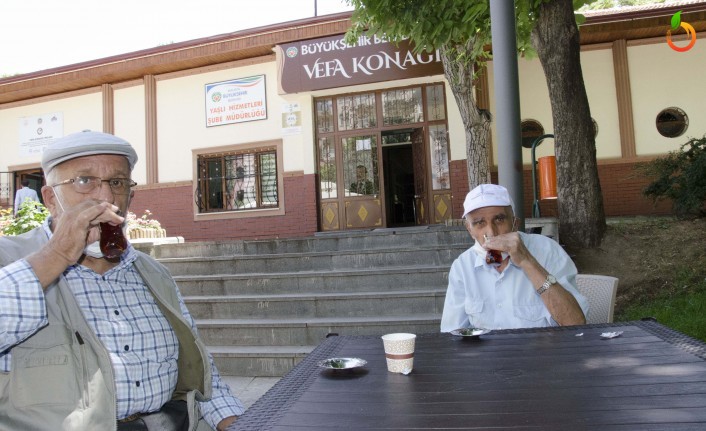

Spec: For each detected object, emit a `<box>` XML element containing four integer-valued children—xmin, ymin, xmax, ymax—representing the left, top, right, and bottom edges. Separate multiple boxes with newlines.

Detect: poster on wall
<box><xmin>205</xmin><ymin>75</ymin><xmax>267</xmax><ymax>127</ymax></box>
<box><xmin>281</xmin><ymin>102</ymin><xmax>302</xmax><ymax>135</ymax></box>
<box><xmin>18</xmin><ymin>112</ymin><xmax>63</xmax><ymax>157</ymax></box>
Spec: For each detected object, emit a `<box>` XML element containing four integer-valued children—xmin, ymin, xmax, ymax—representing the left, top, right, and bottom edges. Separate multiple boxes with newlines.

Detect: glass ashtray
<box><xmin>317</xmin><ymin>357</ymin><xmax>367</xmax><ymax>370</ymax></box>
<box><xmin>450</xmin><ymin>328</ymin><xmax>492</xmax><ymax>338</ymax></box>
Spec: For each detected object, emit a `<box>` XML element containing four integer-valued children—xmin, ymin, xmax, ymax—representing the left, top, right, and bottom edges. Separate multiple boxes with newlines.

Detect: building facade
<box><xmin>1</xmin><ymin>4</ymin><xmax>704</xmax><ymax>241</ymax></box>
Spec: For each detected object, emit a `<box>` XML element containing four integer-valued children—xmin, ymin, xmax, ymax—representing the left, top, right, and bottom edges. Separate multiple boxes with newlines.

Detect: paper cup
<box><xmin>381</xmin><ymin>333</ymin><xmax>416</xmax><ymax>373</ymax></box>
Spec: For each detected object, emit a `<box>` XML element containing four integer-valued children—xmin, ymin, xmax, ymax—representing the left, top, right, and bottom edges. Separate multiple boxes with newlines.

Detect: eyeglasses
<box><xmin>51</xmin><ymin>176</ymin><xmax>137</xmax><ymax>195</ymax></box>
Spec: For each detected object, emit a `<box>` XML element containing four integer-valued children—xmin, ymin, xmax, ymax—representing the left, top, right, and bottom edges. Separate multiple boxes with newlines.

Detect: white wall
<box><xmin>445</xmin><ymin>79</ymin><xmax>467</xmax><ymax>163</ymax></box>
<box><xmin>0</xmin><ymin>91</ymin><xmax>102</xmax><ymax>170</ymax></box>
<box><xmin>628</xmin><ymin>41</ymin><xmax>706</xmax><ymax>156</ymax></box>
<box><xmin>577</xmin><ymin>48</ymin><xmax>622</xmax><ymax>159</ymax></box>
<box><xmin>155</xmin><ymin>62</ymin><xmax>319</xmax><ymax>183</ymax></box>
<box><xmin>114</xmin><ymin>84</ymin><xmax>147</xmax><ymax>184</ymax></box>
<box><xmin>487</xmin><ymin>46</ymin><xmax>622</xmax><ymax>165</ymax></box>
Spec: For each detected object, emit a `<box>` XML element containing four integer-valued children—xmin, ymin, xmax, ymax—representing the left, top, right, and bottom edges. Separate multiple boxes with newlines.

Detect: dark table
<box><xmin>230</xmin><ymin>321</ymin><xmax>706</xmax><ymax>430</ymax></box>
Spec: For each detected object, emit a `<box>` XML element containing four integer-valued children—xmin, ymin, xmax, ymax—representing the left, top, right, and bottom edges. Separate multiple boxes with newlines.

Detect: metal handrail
<box><xmin>530</xmin><ymin>134</ymin><xmax>554</xmax><ymax>218</ymax></box>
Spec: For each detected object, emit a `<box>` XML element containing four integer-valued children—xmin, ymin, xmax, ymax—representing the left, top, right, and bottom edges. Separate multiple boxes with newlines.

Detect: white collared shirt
<box><xmin>440</xmin><ymin>232</ymin><xmax>589</xmax><ymax>331</ymax></box>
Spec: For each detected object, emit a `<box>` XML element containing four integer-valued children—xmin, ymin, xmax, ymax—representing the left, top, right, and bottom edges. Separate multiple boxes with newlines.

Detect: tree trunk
<box><xmin>531</xmin><ymin>0</ymin><xmax>606</xmax><ymax>249</ymax></box>
<box><xmin>440</xmin><ymin>42</ymin><xmax>492</xmax><ymax>190</ymax></box>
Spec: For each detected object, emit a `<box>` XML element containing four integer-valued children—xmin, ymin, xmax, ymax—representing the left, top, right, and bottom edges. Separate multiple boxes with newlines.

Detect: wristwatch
<box><xmin>537</xmin><ymin>274</ymin><xmax>556</xmax><ymax>295</ymax></box>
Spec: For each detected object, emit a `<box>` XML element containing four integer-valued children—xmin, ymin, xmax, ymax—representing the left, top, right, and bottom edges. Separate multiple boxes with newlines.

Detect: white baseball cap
<box><xmin>462</xmin><ymin>184</ymin><xmax>514</xmax><ymax>218</ymax></box>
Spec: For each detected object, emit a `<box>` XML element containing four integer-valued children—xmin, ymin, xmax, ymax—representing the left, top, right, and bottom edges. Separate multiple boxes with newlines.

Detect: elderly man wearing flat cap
<box><xmin>0</xmin><ymin>131</ymin><xmax>243</xmax><ymax>430</ymax></box>
<box><xmin>441</xmin><ymin>184</ymin><xmax>589</xmax><ymax>332</ymax></box>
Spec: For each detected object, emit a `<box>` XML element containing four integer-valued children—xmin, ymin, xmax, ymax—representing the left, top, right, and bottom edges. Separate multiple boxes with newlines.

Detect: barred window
<box><xmin>196</xmin><ymin>147</ymin><xmax>279</xmax><ymax>213</ymax></box>
<box><xmin>342</xmin><ymin>135</ymin><xmax>379</xmax><ymax>197</ymax></box>
<box><xmin>337</xmin><ymin>92</ymin><xmax>377</xmax><ymax>131</ymax></box>
<box><xmin>425</xmin><ymin>84</ymin><xmax>446</xmax><ymax>121</ymax></box>
<box><xmin>316</xmin><ymin>98</ymin><xmax>334</xmax><ymax>133</ymax></box>
<box><xmin>429</xmin><ymin>124</ymin><xmax>450</xmax><ymax>190</ymax></box>
<box><xmin>382</xmin><ymin>87</ymin><xmax>423</xmax><ymax>126</ymax></box>
<box><xmin>318</xmin><ymin>137</ymin><xmax>337</xmax><ymax>199</ymax></box>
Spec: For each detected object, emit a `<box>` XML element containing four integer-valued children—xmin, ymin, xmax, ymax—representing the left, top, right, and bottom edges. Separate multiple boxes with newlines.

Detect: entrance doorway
<box><xmin>18</xmin><ymin>170</ymin><xmax>45</xmax><ymax>204</ymax></box>
<box><xmin>382</xmin><ymin>129</ymin><xmax>416</xmax><ymax>227</ymax></box>
<box><xmin>314</xmin><ymin>83</ymin><xmax>450</xmax><ymax>231</ymax></box>
<box><xmin>19</xmin><ymin>171</ymin><xmax>44</xmax><ymax>201</ymax></box>
<box><xmin>12</xmin><ymin>169</ymin><xmax>45</xmax><ymax>208</ymax></box>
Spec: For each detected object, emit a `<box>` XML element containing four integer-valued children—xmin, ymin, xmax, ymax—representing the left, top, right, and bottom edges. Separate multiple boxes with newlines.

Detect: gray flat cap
<box><xmin>41</xmin><ymin>130</ymin><xmax>138</xmax><ymax>173</ymax></box>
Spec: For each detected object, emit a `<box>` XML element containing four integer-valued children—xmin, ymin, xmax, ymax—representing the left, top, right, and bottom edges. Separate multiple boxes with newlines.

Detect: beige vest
<box><xmin>0</xmin><ymin>228</ymin><xmax>213</xmax><ymax>431</ymax></box>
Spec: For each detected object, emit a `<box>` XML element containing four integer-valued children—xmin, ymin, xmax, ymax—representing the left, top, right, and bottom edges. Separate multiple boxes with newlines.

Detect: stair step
<box><xmin>153</xmin><ymin>226</ymin><xmax>469</xmax><ymax>258</ymax></box>
<box><xmin>185</xmin><ymin>289</ymin><xmax>446</xmax><ymax>319</ymax></box>
<box><xmin>174</xmin><ymin>265</ymin><xmax>451</xmax><ymax>296</ymax></box>
<box><xmin>208</xmin><ymin>345</ymin><xmax>315</xmax><ymax>377</ymax></box>
<box><xmin>162</xmin><ymin>245</ymin><xmax>466</xmax><ymax>276</ymax></box>
<box><xmin>195</xmin><ymin>314</ymin><xmax>442</xmax><ymax>346</ymax></box>
<box><xmin>151</xmin><ymin>226</ymin><xmax>467</xmax><ymax>376</ymax></box>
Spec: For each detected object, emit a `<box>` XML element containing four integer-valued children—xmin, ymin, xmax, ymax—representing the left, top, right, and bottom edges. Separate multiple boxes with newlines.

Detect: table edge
<box><xmin>229</xmin><ymin>320</ymin><xmax>706</xmax><ymax>430</ymax></box>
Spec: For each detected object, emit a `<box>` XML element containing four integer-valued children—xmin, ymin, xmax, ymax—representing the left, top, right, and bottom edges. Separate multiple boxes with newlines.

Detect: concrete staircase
<box><xmin>146</xmin><ymin>225</ymin><xmax>470</xmax><ymax>377</ymax></box>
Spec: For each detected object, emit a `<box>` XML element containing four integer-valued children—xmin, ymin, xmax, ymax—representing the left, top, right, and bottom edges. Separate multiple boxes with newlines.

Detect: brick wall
<box><xmin>450</xmin><ymin>160</ymin><xmax>672</xmax><ymax>219</ymax></box>
<box><xmin>130</xmin><ymin>162</ymin><xmax>672</xmax><ymax>241</ymax></box>
<box><xmin>129</xmin><ymin>174</ymin><xmax>318</xmax><ymax>241</ymax></box>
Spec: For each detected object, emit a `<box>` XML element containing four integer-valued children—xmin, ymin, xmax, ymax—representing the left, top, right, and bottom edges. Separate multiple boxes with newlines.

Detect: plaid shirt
<box><xmin>0</xmin><ymin>220</ymin><xmax>244</xmax><ymax>427</ymax></box>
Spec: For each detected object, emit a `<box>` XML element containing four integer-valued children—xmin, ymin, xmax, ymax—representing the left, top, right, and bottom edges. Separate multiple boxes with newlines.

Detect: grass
<box><xmin>616</xmin><ymin>277</ymin><xmax>706</xmax><ymax>343</ymax></box>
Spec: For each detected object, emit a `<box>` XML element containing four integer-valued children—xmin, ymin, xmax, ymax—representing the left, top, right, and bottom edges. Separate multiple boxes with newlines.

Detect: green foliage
<box><xmin>345</xmin><ymin>0</ymin><xmax>540</xmax><ymax>68</ymax></box>
<box><xmin>346</xmin><ymin>0</ymin><xmax>487</xmax><ymax>58</ymax></box>
<box><xmin>345</xmin><ymin>0</ymin><xmax>593</xmax><ymax>75</ymax></box>
<box><xmin>2</xmin><ymin>200</ymin><xmax>50</xmax><ymax>236</ymax></box>
<box><xmin>617</xmin><ymin>277</ymin><xmax>706</xmax><ymax>342</ymax></box>
<box><xmin>579</xmin><ymin>0</ymin><xmax>667</xmax><ymax>11</ymax></box>
<box><xmin>638</xmin><ymin>135</ymin><xmax>706</xmax><ymax>218</ymax></box>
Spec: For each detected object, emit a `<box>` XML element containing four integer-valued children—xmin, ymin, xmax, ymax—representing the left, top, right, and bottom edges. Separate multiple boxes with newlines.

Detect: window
<box><xmin>316</xmin><ymin>98</ymin><xmax>334</xmax><ymax>133</ymax></box>
<box><xmin>425</xmin><ymin>84</ymin><xmax>446</xmax><ymax>121</ymax></box>
<box><xmin>195</xmin><ymin>142</ymin><xmax>282</xmax><ymax>214</ymax></box>
<box><xmin>521</xmin><ymin>119</ymin><xmax>545</xmax><ymax>149</ymax></box>
<box><xmin>382</xmin><ymin>87</ymin><xmax>423</xmax><ymax>125</ymax></box>
<box><xmin>429</xmin><ymin>124</ymin><xmax>450</xmax><ymax>190</ymax></box>
<box><xmin>337</xmin><ymin>93</ymin><xmax>376</xmax><ymax>131</ymax></box>
<box><xmin>656</xmin><ymin>107</ymin><xmax>689</xmax><ymax>138</ymax></box>
<box><xmin>342</xmin><ymin>135</ymin><xmax>379</xmax><ymax>197</ymax></box>
<box><xmin>319</xmin><ymin>137</ymin><xmax>337</xmax><ymax>199</ymax></box>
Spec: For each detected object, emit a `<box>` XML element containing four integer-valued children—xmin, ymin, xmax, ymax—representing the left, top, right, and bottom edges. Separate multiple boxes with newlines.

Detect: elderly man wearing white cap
<box><xmin>441</xmin><ymin>184</ymin><xmax>589</xmax><ymax>332</ymax></box>
<box><xmin>0</xmin><ymin>131</ymin><xmax>243</xmax><ymax>430</ymax></box>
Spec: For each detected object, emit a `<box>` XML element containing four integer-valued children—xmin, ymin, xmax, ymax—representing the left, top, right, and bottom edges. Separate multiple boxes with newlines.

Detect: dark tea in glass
<box><xmin>483</xmin><ymin>234</ymin><xmax>502</xmax><ymax>266</ymax></box>
<box><xmin>485</xmin><ymin>249</ymin><xmax>502</xmax><ymax>265</ymax></box>
<box><xmin>100</xmin><ymin>222</ymin><xmax>127</xmax><ymax>258</ymax></box>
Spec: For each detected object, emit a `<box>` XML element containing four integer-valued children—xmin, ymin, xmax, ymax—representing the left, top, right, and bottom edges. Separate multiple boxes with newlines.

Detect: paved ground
<box><xmin>221</xmin><ymin>376</ymin><xmax>281</xmax><ymax>410</ymax></box>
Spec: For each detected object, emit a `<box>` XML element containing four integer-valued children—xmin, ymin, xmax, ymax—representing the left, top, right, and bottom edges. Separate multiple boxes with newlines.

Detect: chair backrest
<box><xmin>575</xmin><ymin>274</ymin><xmax>619</xmax><ymax>324</ymax></box>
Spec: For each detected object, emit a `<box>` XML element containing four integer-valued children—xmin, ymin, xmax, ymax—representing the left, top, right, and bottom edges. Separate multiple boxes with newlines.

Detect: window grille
<box><xmin>195</xmin><ymin>148</ymin><xmax>278</xmax><ymax>212</ymax></box>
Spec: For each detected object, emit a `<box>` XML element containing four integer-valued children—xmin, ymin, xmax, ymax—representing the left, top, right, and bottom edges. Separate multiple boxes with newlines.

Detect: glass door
<box><xmin>411</xmin><ymin>128</ymin><xmax>429</xmax><ymax>225</ymax></box>
<box><xmin>341</xmin><ymin>134</ymin><xmax>382</xmax><ymax>229</ymax></box>
<box><xmin>314</xmin><ymin>83</ymin><xmax>450</xmax><ymax>231</ymax></box>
